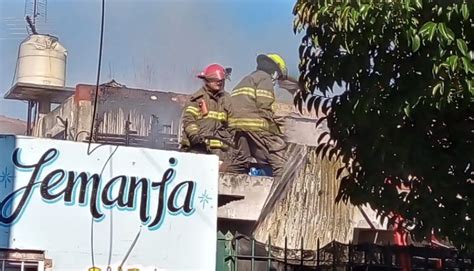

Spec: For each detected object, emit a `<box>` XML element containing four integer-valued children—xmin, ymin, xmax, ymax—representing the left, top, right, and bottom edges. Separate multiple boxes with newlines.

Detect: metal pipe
<box><xmin>317</xmin><ymin>238</ymin><xmax>320</xmax><ymax>267</ymax></box>
<box><xmin>33</xmin><ymin>101</ymin><xmax>38</xmax><ymax>129</ymax></box>
<box><xmin>251</xmin><ymin>238</ymin><xmax>255</xmax><ymax>271</ymax></box>
<box><xmin>284</xmin><ymin>237</ymin><xmax>287</xmax><ymax>271</ymax></box>
<box><xmin>233</xmin><ymin>255</ymin><xmax>276</xmax><ymax>260</ymax></box>
<box><xmin>26</xmin><ymin>101</ymin><xmax>32</xmax><ymax>136</ymax></box>
<box><xmin>267</xmin><ymin>235</ymin><xmax>272</xmax><ymax>271</ymax></box>
<box><xmin>300</xmin><ymin>236</ymin><xmax>304</xmax><ymax>266</ymax></box>
<box><xmin>64</xmin><ymin>118</ymin><xmax>68</xmax><ymax>140</ymax></box>
<box><xmin>348</xmin><ymin>241</ymin><xmax>352</xmax><ymax>269</ymax></box>
<box><xmin>235</xmin><ymin>235</ymin><xmax>238</xmax><ymax>271</ymax></box>
<box><xmin>33</xmin><ymin>0</ymin><xmax>37</xmax><ymax>25</ymax></box>
<box><xmin>388</xmin><ymin>241</ymin><xmax>392</xmax><ymax>267</ymax></box>
<box><xmin>332</xmin><ymin>241</ymin><xmax>336</xmax><ymax>271</ymax></box>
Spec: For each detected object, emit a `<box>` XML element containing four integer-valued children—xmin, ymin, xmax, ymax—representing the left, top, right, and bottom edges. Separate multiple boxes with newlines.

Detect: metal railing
<box><xmin>217</xmin><ymin>231</ymin><xmax>474</xmax><ymax>271</ymax></box>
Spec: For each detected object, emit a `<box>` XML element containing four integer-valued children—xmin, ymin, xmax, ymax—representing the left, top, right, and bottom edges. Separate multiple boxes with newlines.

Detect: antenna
<box><xmin>24</xmin><ymin>0</ymin><xmax>47</xmax><ymax>34</ymax></box>
<box><xmin>0</xmin><ymin>0</ymin><xmax>49</xmax><ymax>40</ymax></box>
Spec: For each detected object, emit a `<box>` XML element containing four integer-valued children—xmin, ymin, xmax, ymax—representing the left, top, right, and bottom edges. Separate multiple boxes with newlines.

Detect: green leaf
<box><xmin>446</xmin><ymin>55</ymin><xmax>459</xmax><ymax>72</ymax></box>
<box><xmin>419</xmin><ymin>21</ymin><xmax>437</xmax><ymax>42</ymax></box>
<box><xmin>467</xmin><ymin>79</ymin><xmax>474</xmax><ymax>95</ymax></box>
<box><xmin>432</xmin><ymin>83</ymin><xmax>442</xmax><ymax>96</ymax></box>
<box><xmin>414</xmin><ymin>0</ymin><xmax>422</xmax><ymax>9</ymax></box>
<box><xmin>437</xmin><ymin>6</ymin><xmax>443</xmax><ymax>16</ymax></box>
<box><xmin>360</xmin><ymin>4</ymin><xmax>370</xmax><ymax>18</ymax></box>
<box><xmin>352</xmin><ymin>99</ymin><xmax>360</xmax><ymax>113</ymax></box>
<box><xmin>447</xmin><ymin>10</ymin><xmax>453</xmax><ymax>21</ymax></box>
<box><xmin>438</xmin><ymin>23</ymin><xmax>455</xmax><ymax>42</ymax></box>
<box><xmin>403</xmin><ymin>104</ymin><xmax>411</xmax><ymax>117</ymax></box>
<box><xmin>462</xmin><ymin>57</ymin><xmax>470</xmax><ymax>74</ymax></box>
<box><xmin>461</xmin><ymin>57</ymin><xmax>474</xmax><ymax>74</ymax></box>
<box><xmin>439</xmin><ymin>49</ymin><xmax>446</xmax><ymax>58</ymax></box>
<box><xmin>461</xmin><ymin>3</ymin><xmax>469</xmax><ymax>20</ymax></box>
<box><xmin>411</xmin><ymin>34</ymin><xmax>421</xmax><ymax>52</ymax></box>
<box><xmin>432</xmin><ymin>64</ymin><xmax>439</xmax><ymax>77</ymax></box>
<box><xmin>419</xmin><ymin>22</ymin><xmax>436</xmax><ymax>37</ymax></box>
<box><xmin>456</xmin><ymin>39</ymin><xmax>468</xmax><ymax>56</ymax></box>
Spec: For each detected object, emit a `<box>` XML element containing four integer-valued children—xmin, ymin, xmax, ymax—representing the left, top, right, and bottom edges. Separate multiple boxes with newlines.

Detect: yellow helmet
<box><xmin>257</xmin><ymin>53</ymin><xmax>288</xmax><ymax>77</ymax></box>
<box><xmin>267</xmin><ymin>54</ymin><xmax>287</xmax><ymax>76</ymax></box>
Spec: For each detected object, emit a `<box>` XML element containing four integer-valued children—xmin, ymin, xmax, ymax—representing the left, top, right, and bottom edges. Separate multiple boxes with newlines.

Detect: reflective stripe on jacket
<box><xmin>229</xmin><ymin>70</ymin><xmax>281</xmax><ymax>134</ymax></box>
<box><xmin>181</xmin><ymin>87</ymin><xmax>232</xmax><ymax>149</ymax></box>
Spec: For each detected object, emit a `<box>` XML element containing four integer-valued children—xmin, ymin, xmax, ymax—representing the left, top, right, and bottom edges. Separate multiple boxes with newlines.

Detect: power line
<box><xmin>87</xmin><ymin>0</ymin><xmax>106</xmax><ymax>155</ymax></box>
<box><xmin>90</xmin><ymin>218</ymin><xmax>96</xmax><ymax>268</ymax></box>
<box><xmin>90</xmin><ymin>145</ymin><xmax>118</xmax><ymax>268</ymax></box>
<box><xmin>88</xmin><ymin>0</ymin><xmax>106</xmax><ymax>268</ymax></box>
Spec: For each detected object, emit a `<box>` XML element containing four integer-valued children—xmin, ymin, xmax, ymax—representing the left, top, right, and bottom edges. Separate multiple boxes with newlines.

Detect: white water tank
<box><xmin>15</xmin><ymin>34</ymin><xmax>67</xmax><ymax>87</ymax></box>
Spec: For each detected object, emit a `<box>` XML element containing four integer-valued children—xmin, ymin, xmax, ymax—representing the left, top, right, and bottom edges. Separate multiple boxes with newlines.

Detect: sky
<box><xmin>0</xmin><ymin>0</ymin><xmax>302</xmax><ymax>120</ymax></box>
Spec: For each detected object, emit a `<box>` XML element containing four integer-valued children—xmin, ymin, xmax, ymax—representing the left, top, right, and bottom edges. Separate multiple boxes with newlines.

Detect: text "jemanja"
<box><xmin>0</xmin><ymin>148</ymin><xmax>196</xmax><ymax>230</ymax></box>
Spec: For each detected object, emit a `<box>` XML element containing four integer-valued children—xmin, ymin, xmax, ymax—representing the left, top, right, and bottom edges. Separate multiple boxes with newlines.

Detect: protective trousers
<box><xmin>186</xmin><ymin>144</ymin><xmax>248</xmax><ymax>174</ymax></box>
<box><xmin>232</xmin><ymin>131</ymin><xmax>287</xmax><ymax>177</ymax></box>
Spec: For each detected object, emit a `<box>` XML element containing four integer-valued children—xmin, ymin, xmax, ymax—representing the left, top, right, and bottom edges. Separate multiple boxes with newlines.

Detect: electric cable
<box><xmin>90</xmin><ymin>144</ymin><xmax>118</xmax><ymax>269</ymax></box>
<box><xmin>87</xmin><ymin>0</ymin><xmax>106</xmax><ymax>155</ymax></box>
<box><xmin>88</xmin><ymin>0</ymin><xmax>106</xmax><ymax>265</ymax></box>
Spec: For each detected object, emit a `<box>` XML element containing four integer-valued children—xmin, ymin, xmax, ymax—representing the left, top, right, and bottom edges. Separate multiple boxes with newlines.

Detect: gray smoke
<box><xmin>98</xmin><ymin>0</ymin><xmax>301</xmax><ymax>99</ymax></box>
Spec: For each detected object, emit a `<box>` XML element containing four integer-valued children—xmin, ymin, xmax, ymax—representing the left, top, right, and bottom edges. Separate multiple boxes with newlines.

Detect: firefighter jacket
<box><xmin>181</xmin><ymin>87</ymin><xmax>233</xmax><ymax>150</ymax></box>
<box><xmin>229</xmin><ymin>70</ymin><xmax>281</xmax><ymax>134</ymax></box>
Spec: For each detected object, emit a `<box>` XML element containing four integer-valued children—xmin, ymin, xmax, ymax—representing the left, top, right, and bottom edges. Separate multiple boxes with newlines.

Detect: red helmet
<box><xmin>197</xmin><ymin>64</ymin><xmax>230</xmax><ymax>80</ymax></box>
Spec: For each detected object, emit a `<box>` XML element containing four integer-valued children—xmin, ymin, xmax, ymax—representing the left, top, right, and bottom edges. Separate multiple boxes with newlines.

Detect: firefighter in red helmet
<box><xmin>180</xmin><ymin>64</ymin><xmax>246</xmax><ymax>173</ymax></box>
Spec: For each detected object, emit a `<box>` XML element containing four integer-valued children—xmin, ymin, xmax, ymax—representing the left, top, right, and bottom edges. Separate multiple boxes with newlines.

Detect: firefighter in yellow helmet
<box><xmin>180</xmin><ymin>64</ymin><xmax>247</xmax><ymax>173</ymax></box>
<box><xmin>228</xmin><ymin>53</ymin><xmax>288</xmax><ymax>178</ymax></box>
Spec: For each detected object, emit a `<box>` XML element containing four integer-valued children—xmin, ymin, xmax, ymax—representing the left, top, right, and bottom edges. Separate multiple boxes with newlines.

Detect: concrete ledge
<box><xmin>218</xmin><ymin>173</ymin><xmax>273</xmax><ymax>221</ymax></box>
<box><xmin>4</xmin><ymin>82</ymin><xmax>74</xmax><ymax>103</ymax></box>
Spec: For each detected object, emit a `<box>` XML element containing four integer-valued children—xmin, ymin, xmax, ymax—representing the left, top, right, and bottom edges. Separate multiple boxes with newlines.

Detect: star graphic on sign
<box><xmin>198</xmin><ymin>190</ymin><xmax>212</xmax><ymax>209</ymax></box>
<box><xmin>0</xmin><ymin>166</ymin><xmax>13</xmax><ymax>189</ymax></box>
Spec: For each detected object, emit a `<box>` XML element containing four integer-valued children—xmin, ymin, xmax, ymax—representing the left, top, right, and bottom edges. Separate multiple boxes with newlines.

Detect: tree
<box><xmin>293</xmin><ymin>0</ymin><xmax>474</xmax><ymax>250</ymax></box>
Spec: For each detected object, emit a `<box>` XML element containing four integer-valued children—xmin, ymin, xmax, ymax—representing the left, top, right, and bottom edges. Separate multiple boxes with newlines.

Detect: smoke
<box><xmin>98</xmin><ymin>0</ymin><xmax>301</xmax><ymax>99</ymax></box>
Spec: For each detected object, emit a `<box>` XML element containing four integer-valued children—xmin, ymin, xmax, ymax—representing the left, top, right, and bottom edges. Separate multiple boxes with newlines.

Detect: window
<box><xmin>1</xmin><ymin>261</ymin><xmax>40</xmax><ymax>271</ymax></box>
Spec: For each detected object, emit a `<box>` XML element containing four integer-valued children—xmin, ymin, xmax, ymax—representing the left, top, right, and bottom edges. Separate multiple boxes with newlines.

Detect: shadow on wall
<box><xmin>0</xmin><ymin>135</ymin><xmax>15</xmax><ymax>247</ymax></box>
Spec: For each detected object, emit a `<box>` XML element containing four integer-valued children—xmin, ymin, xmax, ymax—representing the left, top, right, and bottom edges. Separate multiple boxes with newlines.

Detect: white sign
<box><xmin>0</xmin><ymin>135</ymin><xmax>218</xmax><ymax>271</ymax></box>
